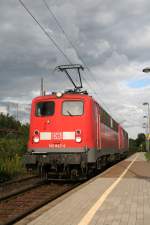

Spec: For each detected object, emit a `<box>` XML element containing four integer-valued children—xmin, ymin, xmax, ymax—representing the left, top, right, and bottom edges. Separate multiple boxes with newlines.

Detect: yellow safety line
<box><xmin>78</xmin><ymin>153</ymin><xmax>138</xmax><ymax>225</ymax></box>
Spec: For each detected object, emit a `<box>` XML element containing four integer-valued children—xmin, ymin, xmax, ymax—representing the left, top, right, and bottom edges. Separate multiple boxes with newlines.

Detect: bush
<box><xmin>0</xmin><ymin>138</ymin><xmax>26</xmax><ymax>181</ymax></box>
<box><xmin>0</xmin><ymin>114</ymin><xmax>29</xmax><ymax>181</ymax></box>
<box><xmin>0</xmin><ymin>138</ymin><xmax>27</xmax><ymax>158</ymax></box>
<box><xmin>0</xmin><ymin>154</ymin><xmax>25</xmax><ymax>181</ymax></box>
<box><xmin>145</xmin><ymin>152</ymin><xmax>150</xmax><ymax>161</ymax></box>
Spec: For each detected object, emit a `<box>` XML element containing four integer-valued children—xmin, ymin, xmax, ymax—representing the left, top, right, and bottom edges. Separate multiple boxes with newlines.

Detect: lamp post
<box><xmin>143</xmin><ymin>116</ymin><xmax>148</xmax><ymax>151</ymax></box>
<box><xmin>142</xmin><ymin>67</ymin><xmax>150</xmax><ymax>151</ymax></box>
<box><xmin>143</xmin><ymin>102</ymin><xmax>150</xmax><ymax>152</ymax></box>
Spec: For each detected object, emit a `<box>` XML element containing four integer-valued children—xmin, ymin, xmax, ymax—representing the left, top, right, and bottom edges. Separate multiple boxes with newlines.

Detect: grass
<box><xmin>0</xmin><ymin>138</ymin><xmax>27</xmax><ymax>182</ymax></box>
<box><xmin>0</xmin><ymin>154</ymin><xmax>26</xmax><ymax>182</ymax></box>
<box><xmin>144</xmin><ymin>152</ymin><xmax>150</xmax><ymax>161</ymax></box>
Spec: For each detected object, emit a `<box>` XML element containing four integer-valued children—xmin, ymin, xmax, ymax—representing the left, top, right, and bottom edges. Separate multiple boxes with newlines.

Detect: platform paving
<box><xmin>16</xmin><ymin>152</ymin><xmax>150</xmax><ymax>225</ymax></box>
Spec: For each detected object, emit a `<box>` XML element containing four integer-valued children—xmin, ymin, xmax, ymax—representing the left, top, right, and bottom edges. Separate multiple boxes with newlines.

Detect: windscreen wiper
<box><xmin>67</xmin><ymin>111</ymin><xmax>73</xmax><ymax>116</ymax></box>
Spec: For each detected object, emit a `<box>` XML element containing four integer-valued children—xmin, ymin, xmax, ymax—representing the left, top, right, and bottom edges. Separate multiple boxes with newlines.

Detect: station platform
<box><xmin>16</xmin><ymin>152</ymin><xmax>150</xmax><ymax>225</ymax></box>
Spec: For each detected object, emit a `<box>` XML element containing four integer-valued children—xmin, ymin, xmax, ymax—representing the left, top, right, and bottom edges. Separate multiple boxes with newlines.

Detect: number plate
<box><xmin>49</xmin><ymin>143</ymin><xmax>66</xmax><ymax>148</ymax></box>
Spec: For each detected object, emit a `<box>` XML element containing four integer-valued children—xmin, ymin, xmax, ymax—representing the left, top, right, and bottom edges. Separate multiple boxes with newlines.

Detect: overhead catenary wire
<box><xmin>42</xmin><ymin>0</ymin><xmax>97</xmax><ymax>91</ymax></box>
<box><xmin>42</xmin><ymin>0</ymin><xmax>89</xmax><ymax>70</ymax></box>
<box><xmin>18</xmin><ymin>0</ymin><xmax>97</xmax><ymax>100</ymax></box>
<box><xmin>18</xmin><ymin>0</ymin><xmax>123</xmax><ymax>122</ymax></box>
<box><xmin>18</xmin><ymin>0</ymin><xmax>72</xmax><ymax>64</ymax></box>
<box><xmin>42</xmin><ymin>0</ymin><xmax>99</xmax><ymax>82</ymax></box>
<box><xmin>42</xmin><ymin>0</ymin><xmax>99</xmax><ymax>85</ymax></box>
<box><xmin>41</xmin><ymin>0</ymin><xmax>115</xmax><ymax>117</ymax></box>
<box><xmin>18</xmin><ymin>0</ymin><xmax>84</xmax><ymax>89</ymax></box>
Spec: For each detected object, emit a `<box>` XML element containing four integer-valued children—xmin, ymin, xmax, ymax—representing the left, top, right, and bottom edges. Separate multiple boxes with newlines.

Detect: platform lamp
<box><xmin>143</xmin><ymin>102</ymin><xmax>150</xmax><ymax>152</ymax></box>
<box><xmin>143</xmin><ymin>67</ymin><xmax>150</xmax><ymax>73</ymax></box>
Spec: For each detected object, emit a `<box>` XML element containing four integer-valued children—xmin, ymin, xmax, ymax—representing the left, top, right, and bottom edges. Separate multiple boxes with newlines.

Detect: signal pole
<box><xmin>7</xmin><ymin>104</ymin><xmax>10</xmax><ymax>115</ymax></box>
<box><xmin>40</xmin><ymin>78</ymin><xmax>44</xmax><ymax>96</ymax></box>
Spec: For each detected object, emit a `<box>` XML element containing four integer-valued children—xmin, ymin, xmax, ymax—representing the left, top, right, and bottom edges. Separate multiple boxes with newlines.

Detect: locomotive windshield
<box><xmin>62</xmin><ymin>101</ymin><xmax>83</xmax><ymax>116</ymax></box>
<box><xmin>36</xmin><ymin>101</ymin><xmax>55</xmax><ymax>116</ymax></box>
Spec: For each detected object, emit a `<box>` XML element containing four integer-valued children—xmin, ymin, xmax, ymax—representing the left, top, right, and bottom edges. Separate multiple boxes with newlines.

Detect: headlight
<box><xmin>56</xmin><ymin>92</ymin><xmax>63</xmax><ymax>98</ymax></box>
<box><xmin>33</xmin><ymin>136</ymin><xmax>40</xmax><ymax>143</ymax></box>
<box><xmin>75</xmin><ymin>137</ymin><xmax>82</xmax><ymax>143</ymax></box>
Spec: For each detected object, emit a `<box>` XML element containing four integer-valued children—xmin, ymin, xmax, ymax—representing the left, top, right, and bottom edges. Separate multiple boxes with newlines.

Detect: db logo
<box><xmin>52</xmin><ymin>132</ymin><xmax>62</xmax><ymax>140</ymax></box>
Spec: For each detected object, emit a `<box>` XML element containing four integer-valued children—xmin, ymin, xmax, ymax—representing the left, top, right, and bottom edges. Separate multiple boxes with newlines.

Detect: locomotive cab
<box><xmin>26</xmin><ymin>92</ymin><xmax>96</xmax><ymax>179</ymax></box>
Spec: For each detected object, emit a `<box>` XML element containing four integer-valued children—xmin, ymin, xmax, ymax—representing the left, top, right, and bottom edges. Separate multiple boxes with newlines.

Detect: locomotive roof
<box><xmin>32</xmin><ymin>93</ymin><xmax>93</xmax><ymax>101</ymax></box>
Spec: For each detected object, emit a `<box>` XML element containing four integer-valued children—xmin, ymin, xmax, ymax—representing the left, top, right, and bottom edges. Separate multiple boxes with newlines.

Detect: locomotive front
<box><xmin>25</xmin><ymin>92</ymin><xmax>93</xmax><ymax>179</ymax></box>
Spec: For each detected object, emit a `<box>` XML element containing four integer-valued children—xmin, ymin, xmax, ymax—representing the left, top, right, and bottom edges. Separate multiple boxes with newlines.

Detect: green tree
<box><xmin>129</xmin><ymin>138</ymin><xmax>137</xmax><ymax>151</ymax></box>
<box><xmin>135</xmin><ymin>133</ymin><xmax>146</xmax><ymax>151</ymax></box>
<box><xmin>0</xmin><ymin>114</ymin><xmax>29</xmax><ymax>181</ymax></box>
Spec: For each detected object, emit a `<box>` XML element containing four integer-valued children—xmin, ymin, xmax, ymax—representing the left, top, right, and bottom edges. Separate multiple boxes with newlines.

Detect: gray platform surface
<box><xmin>16</xmin><ymin>152</ymin><xmax>150</xmax><ymax>225</ymax></box>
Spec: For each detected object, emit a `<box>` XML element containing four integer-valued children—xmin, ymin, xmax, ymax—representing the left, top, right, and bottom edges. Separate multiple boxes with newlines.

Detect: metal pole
<box><xmin>7</xmin><ymin>104</ymin><xmax>10</xmax><ymax>115</ymax></box>
<box><xmin>145</xmin><ymin>127</ymin><xmax>148</xmax><ymax>152</ymax></box>
<box><xmin>16</xmin><ymin>103</ymin><xmax>19</xmax><ymax>121</ymax></box>
<box><xmin>148</xmin><ymin>104</ymin><xmax>150</xmax><ymax>152</ymax></box>
<box><xmin>146</xmin><ymin>119</ymin><xmax>149</xmax><ymax>152</ymax></box>
<box><xmin>143</xmin><ymin>121</ymin><xmax>148</xmax><ymax>152</ymax></box>
<box><xmin>143</xmin><ymin>102</ymin><xmax>150</xmax><ymax>152</ymax></box>
<box><xmin>40</xmin><ymin>78</ymin><xmax>44</xmax><ymax>96</ymax></box>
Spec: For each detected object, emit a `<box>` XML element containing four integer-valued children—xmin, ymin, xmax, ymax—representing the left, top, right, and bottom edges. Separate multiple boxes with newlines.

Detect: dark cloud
<box><xmin>0</xmin><ymin>0</ymin><xmax>150</xmax><ymax>137</ymax></box>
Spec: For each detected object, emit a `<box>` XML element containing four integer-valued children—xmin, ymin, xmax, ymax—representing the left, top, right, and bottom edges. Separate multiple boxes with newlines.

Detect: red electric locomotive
<box><xmin>25</xmin><ymin>65</ymin><xmax>128</xmax><ymax>179</ymax></box>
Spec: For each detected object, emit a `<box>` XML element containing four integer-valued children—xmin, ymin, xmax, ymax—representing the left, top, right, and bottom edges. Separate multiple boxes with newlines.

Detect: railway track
<box><xmin>0</xmin><ymin>155</ymin><xmax>132</xmax><ymax>225</ymax></box>
<box><xmin>0</xmin><ymin>175</ymin><xmax>38</xmax><ymax>186</ymax></box>
<box><xmin>0</xmin><ymin>180</ymin><xmax>80</xmax><ymax>225</ymax></box>
<box><xmin>0</xmin><ymin>175</ymin><xmax>41</xmax><ymax>201</ymax></box>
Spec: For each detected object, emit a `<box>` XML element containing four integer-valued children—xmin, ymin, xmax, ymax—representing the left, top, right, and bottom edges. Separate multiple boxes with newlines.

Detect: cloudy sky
<box><xmin>0</xmin><ymin>0</ymin><xmax>150</xmax><ymax>138</ymax></box>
